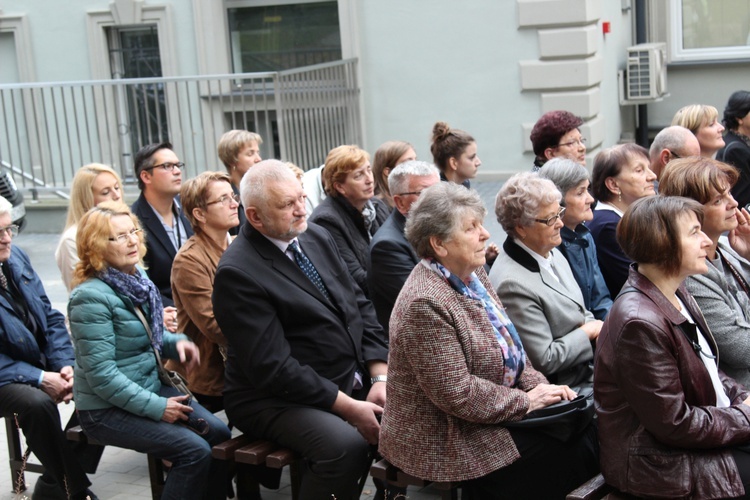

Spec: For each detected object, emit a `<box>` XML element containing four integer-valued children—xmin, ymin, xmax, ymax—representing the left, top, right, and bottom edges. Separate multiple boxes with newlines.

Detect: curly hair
<box><xmin>494</xmin><ymin>173</ymin><xmax>561</xmax><ymax>239</ymax></box>
<box><xmin>530</xmin><ymin>111</ymin><xmax>584</xmax><ymax>161</ymax></box>
<box><xmin>723</xmin><ymin>91</ymin><xmax>750</xmax><ymax>131</ymax></box>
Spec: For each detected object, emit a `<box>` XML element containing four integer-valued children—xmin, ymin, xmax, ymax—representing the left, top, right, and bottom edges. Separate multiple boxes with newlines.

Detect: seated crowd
<box><xmin>3</xmin><ymin>93</ymin><xmax>750</xmax><ymax>500</ymax></box>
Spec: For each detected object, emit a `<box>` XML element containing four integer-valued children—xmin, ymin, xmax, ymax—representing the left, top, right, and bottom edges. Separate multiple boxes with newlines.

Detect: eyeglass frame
<box><xmin>0</xmin><ymin>224</ymin><xmax>19</xmax><ymax>238</ymax></box>
<box><xmin>668</xmin><ymin>150</ymin><xmax>681</xmax><ymax>159</ymax></box>
<box><xmin>142</xmin><ymin>162</ymin><xmax>185</xmax><ymax>173</ymax></box>
<box><xmin>108</xmin><ymin>228</ymin><xmax>143</xmax><ymax>244</ymax></box>
<box><xmin>395</xmin><ymin>191</ymin><xmax>424</xmax><ymax>197</ymax></box>
<box><xmin>534</xmin><ymin>207</ymin><xmax>566</xmax><ymax>226</ymax></box>
<box><xmin>205</xmin><ymin>193</ymin><xmax>240</xmax><ymax>207</ymax></box>
<box><xmin>552</xmin><ymin>137</ymin><xmax>587</xmax><ymax>149</ymax></box>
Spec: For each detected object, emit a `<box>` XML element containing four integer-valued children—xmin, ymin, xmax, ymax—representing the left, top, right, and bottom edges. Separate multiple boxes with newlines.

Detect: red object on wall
<box><xmin>603</xmin><ymin>21</ymin><xmax>611</xmax><ymax>34</ymax></box>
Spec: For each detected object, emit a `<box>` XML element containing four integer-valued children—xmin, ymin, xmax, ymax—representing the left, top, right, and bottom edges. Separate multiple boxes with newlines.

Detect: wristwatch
<box><xmin>370</xmin><ymin>375</ymin><xmax>387</xmax><ymax>384</ymax></box>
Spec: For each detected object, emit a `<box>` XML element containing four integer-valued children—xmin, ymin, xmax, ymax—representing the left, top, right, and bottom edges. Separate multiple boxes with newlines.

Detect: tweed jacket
<box><xmin>489</xmin><ymin>238</ymin><xmax>595</xmax><ymax>388</ymax></box>
<box><xmin>380</xmin><ymin>263</ymin><xmax>547</xmax><ymax>482</ymax></box>
<box><xmin>558</xmin><ymin>225</ymin><xmax>612</xmax><ymax>320</ymax></box>
<box><xmin>685</xmin><ymin>241</ymin><xmax>750</xmax><ymax>388</ymax></box>
<box><xmin>596</xmin><ymin>267</ymin><xmax>750</xmax><ymax>499</ymax></box>
<box><xmin>308</xmin><ymin>195</ymin><xmax>388</xmax><ymax>296</ymax></box>
<box><xmin>166</xmin><ymin>233</ymin><xmax>230</xmax><ymax>397</ymax></box>
<box><xmin>588</xmin><ymin>208</ymin><xmax>630</xmax><ymax>298</ymax></box>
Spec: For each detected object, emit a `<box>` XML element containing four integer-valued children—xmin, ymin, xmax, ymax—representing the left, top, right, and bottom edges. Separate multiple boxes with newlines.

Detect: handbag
<box><xmin>505</xmin><ymin>388</ymin><xmax>595</xmax><ymax>442</ymax></box>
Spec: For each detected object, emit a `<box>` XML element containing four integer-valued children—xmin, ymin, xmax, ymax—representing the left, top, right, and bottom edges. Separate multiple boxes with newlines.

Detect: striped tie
<box><xmin>288</xmin><ymin>240</ymin><xmax>331</xmax><ymax>301</ymax></box>
<box><xmin>0</xmin><ymin>264</ymin><xmax>7</xmax><ymax>291</ymax></box>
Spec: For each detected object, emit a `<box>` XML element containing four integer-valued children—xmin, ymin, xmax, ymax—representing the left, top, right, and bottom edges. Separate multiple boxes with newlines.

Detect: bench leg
<box><xmin>147</xmin><ymin>455</ymin><xmax>166</xmax><ymax>500</ymax></box>
<box><xmin>5</xmin><ymin>417</ymin><xmax>27</xmax><ymax>492</ymax></box>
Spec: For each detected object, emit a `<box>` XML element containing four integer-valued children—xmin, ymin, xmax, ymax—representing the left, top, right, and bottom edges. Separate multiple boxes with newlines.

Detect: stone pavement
<box><xmin>0</xmin><ymin>180</ymin><xmax>507</xmax><ymax>498</ymax></box>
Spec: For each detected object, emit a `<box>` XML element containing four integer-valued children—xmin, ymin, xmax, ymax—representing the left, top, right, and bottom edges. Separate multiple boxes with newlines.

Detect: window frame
<box><xmin>668</xmin><ymin>0</ymin><xmax>750</xmax><ymax>63</ymax></box>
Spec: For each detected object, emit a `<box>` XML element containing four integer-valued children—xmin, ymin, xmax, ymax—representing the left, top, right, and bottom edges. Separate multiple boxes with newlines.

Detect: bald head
<box><xmin>649</xmin><ymin>126</ymin><xmax>701</xmax><ymax>180</ymax></box>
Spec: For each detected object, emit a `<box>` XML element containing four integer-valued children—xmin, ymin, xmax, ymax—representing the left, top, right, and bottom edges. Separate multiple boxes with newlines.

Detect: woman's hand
<box><xmin>163</xmin><ymin>306</ymin><xmax>178</xmax><ymax>333</ymax></box>
<box><xmin>526</xmin><ymin>383</ymin><xmax>577</xmax><ymax>413</ymax></box>
<box><xmin>729</xmin><ymin>208</ymin><xmax>750</xmax><ymax>260</ymax></box>
<box><xmin>161</xmin><ymin>394</ymin><xmax>193</xmax><ymax>423</ymax></box>
<box><xmin>176</xmin><ymin>341</ymin><xmax>200</xmax><ymax>374</ymax></box>
<box><xmin>581</xmin><ymin>320</ymin><xmax>604</xmax><ymax>341</ymax></box>
<box><xmin>485</xmin><ymin>243</ymin><xmax>500</xmax><ymax>265</ymax></box>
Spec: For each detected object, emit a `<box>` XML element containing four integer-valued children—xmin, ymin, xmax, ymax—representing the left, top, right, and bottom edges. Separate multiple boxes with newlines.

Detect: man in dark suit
<box><xmin>213</xmin><ymin>160</ymin><xmax>388</xmax><ymax>499</ymax></box>
<box><xmin>368</xmin><ymin>161</ymin><xmax>439</xmax><ymax>336</ymax></box>
<box><xmin>0</xmin><ymin>196</ymin><xmax>97</xmax><ymax>500</ymax></box>
<box><xmin>131</xmin><ymin>142</ymin><xmax>193</xmax><ymax>308</ymax></box>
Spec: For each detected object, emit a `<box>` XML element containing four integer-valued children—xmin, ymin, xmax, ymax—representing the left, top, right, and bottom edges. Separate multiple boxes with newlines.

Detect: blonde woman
<box><xmin>217</xmin><ymin>130</ymin><xmax>262</xmax><ymax>235</ymax></box>
<box><xmin>672</xmin><ymin>104</ymin><xmax>726</xmax><ymax>158</ymax></box>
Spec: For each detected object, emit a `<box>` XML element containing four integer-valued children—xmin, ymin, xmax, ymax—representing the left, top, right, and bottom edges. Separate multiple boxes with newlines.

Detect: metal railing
<box><xmin>0</xmin><ymin>58</ymin><xmax>361</xmax><ymax>195</ymax></box>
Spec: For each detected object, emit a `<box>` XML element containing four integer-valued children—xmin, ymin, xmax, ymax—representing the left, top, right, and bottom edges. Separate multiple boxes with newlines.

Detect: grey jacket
<box><xmin>685</xmin><ymin>241</ymin><xmax>750</xmax><ymax>388</ymax></box>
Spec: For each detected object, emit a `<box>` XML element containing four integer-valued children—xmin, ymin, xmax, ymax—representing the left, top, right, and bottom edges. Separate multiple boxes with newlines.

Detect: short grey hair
<box><xmin>405</xmin><ymin>182</ymin><xmax>486</xmax><ymax>259</ymax></box>
<box><xmin>388</xmin><ymin>161</ymin><xmax>440</xmax><ymax>196</ymax></box>
<box><xmin>538</xmin><ymin>158</ymin><xmax>590</xmax><ymax>206</ymax></box>
<box><xmin>0</xmin><ymin>196</ymin><xmax>12</xmax><ymax>217</ymax></box>
<box><xmin>240</xmin><ymin>159</ymin><xmax>297</xmax><ymax>210</ymax></box>
<box><xmin>495</xmin><ymin>172</ymin><xmax>561</xmax><ymax>239</ymax></box>
<box><xmin>649</xmin><ymin>125</ymin><xmax>694</xmax><ymax>160</ymax></box>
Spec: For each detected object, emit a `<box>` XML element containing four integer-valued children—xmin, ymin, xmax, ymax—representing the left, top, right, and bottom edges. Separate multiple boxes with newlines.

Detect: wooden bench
<box><xmin>4</xmin><ymin>416</ymin><xmax>45</xmax><ymax>493</ymax></box>
<box><xmin>66</xmin><ymin>426</ymin><xmax>165</xmax><ymax>500</ymax></box>
<box><xmin>212</xmin><ymin>434</ymin><xmax>301</xmax><ymax>500</ymax></box>
<box><xmin>370</xmin><ymin>458</ymin><xmax>462</xmax><ymax>500</ymax></box>
<box><xmin>567</xmin><ymin>473</ymin><xmax>640</xmax><ymax>500</ymax></box>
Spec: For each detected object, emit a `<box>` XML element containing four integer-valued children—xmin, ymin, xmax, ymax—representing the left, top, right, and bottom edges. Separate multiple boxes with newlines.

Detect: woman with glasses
<box><xmin>490</xmin><ymin>173</ymin><xmax>601</xmax><ymax>391</ymax></box>
<box><xmin>595</xmin><ymin>196</ymin><xmax>750</xmax><ymax>499</ymax></box>
<box><xmin>589</xmin><ymin>143</ymin><xmax>656</xmax><ymax>298</ymax></box>
<box><xmin>56</xmin><ymin>163</ymin><xmax>123</xmax><ymax>292</ymax></box>
<box><xmin>166</xmin><ymin>172</ymin><xmax>238</xmax><ymax>412</ymax></box>
<box><xmin>530</xmin><ymin>110</ymin><xmax>587</xmax><ymax>171</ymax></box>
<box><xmin>68</xmin><ymin>201</ymin><xmax>231</xmax><ymax>500</ymax></box>
<box><xmin>672</xmin><ymin>104</ymin><xmax>726</xmax><ymax>159</ymax></box>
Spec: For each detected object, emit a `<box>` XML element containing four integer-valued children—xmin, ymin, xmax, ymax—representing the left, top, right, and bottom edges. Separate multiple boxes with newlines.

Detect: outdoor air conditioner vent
<box><xmin>620</xmin><ymin>42</ymin><xmax>668</xmax><ymax>105</ymax></box>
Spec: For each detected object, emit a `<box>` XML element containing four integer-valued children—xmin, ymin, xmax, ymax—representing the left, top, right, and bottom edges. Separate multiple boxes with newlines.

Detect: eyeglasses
<box><xmin>554</xmin><ymin>138</ymin><xmax>587</xmax><ymax>149</ymax></box>
<box><xmin>668</xmin><ymin>150</ymin><xmax>681</xmax><ymax>159</ymax></box>
<box><xmin>206</xmin><ymin>193</ymin><xmax>240</xmax><ymax>207</ymax></box>
<box><xmin>396</xmin><ymin>191</ymin><xmax>423</xmax><ymax>197</ymax></box>
<box><xmin>144</xmin><ymin>162</ymin><xmax>184</xmax><ymax>172</ymax></box>
<box><xmin>108</xmin><ymin>228</ymin><xmax>143</xmax><ymax>244</ymax></box>
<box><xmin>534</xmin><ymin>207</ymin><xmax>566</xmax><ymax>226</ymax></box>
<box><xmin>0</xmin><ymin>225</ymin><xmax>19</xmax><ymax>238</ymax></box>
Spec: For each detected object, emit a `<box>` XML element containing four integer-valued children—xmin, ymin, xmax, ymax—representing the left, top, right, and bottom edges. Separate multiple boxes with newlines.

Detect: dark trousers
<box><xmin>234</xmin><ymin>405</ymin><xmax>371</xmax><ymax>500</ymax></box>
<box><xmin>464</xmin><ymin>423</ymin><xmax>600</xmax><ymax>500</ymax></box>
<box><xmin>0</xmin><ymin>383</ymin><xmax>91</xmax><ymax>496</ymax></box>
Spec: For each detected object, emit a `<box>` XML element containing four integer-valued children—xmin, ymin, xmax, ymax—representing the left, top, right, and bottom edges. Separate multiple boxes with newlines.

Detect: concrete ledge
<box><xmin>538</xmin><ymin>25</ymin><xmax>599</xmax><ymax>59</ymax></box>
<box><xmin>518</xmin><ymin>0</ymin><xmax>601</xmax><ymax>28</ymax></box>
<box><xmin>519</xmin><ymin>55</ymin><xmax>602</xmax><ymax>90</ymax></box>
<box><xmin>541</xmin><ymin>87</ymin><xmax>601</xmax><ymax>119</ymax></box>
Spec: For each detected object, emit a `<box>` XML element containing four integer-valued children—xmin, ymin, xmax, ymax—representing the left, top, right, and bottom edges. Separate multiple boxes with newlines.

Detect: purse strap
<box><xmin>134</xmin><ymin>305</ymin><xmax>168</xmax><ymax>372</ymax></box>
<box><xmin>716</xmin><ymin>247</ymin><xmax>750</xmax><ymax>296</ymax></box>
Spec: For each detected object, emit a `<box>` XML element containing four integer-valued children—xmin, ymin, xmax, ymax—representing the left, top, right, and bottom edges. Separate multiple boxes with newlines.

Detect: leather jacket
<box><xmin>595</xmin><ymin>266</ymin><xmax>750</xmax><ymax>499</ymax></box>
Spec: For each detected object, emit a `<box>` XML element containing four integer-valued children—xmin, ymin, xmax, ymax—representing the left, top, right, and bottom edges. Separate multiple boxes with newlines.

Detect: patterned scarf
<box><xmin>426</xmin><ymin>259</ymin><xmax>526</xmax><ymax>387</ymax></box>
<box><xmin>361</xmin><ymin>200</ymin><xmax>377</xmax><ymax>240</ymax></box>
<box><xmin>98</xmin><ymin>266</ymin><xmax>164</xmax><ymax>352</ymax></box>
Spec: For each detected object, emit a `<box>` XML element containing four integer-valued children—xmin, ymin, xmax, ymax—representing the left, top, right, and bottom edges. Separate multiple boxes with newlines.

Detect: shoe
<box><xmin>32</xmin><ymin>474</ymin><xmax>66</xmax><ymax>500</ymax></box>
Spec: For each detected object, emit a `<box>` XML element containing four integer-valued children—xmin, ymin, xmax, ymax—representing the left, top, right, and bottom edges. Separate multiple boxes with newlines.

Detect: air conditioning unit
<box><xmin>619</xmin><ymin>43</ymin><xmax>668</xmax><ymax>105</ymax></box>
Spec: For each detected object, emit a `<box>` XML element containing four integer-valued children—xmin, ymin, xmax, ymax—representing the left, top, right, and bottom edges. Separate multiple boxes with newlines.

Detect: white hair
<box><xmin>0</xmin><ymin>196</ymin><xmax>12</xmax><ymax>217</ymax></box>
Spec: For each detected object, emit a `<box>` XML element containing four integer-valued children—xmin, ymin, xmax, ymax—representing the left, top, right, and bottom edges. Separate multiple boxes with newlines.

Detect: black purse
<box><xmin>505</xmin><ymin>388</ymin><xmax>595</xmax><ymax>442</ymax></box>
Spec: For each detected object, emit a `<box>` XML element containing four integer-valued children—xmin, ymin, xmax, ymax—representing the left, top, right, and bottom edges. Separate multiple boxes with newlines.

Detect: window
<box><xmin>227</xmin><ymin>0</ymin><xmax>341</xmax><ymax>72</ymax></box>
<box><xmin>670</xmin><ymin>0</ymin><xmax>750</xmax><ymax>62</ymax></box>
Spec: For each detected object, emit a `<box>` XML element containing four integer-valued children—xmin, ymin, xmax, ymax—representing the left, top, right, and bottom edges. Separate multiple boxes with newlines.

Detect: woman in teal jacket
<box><xmin>68</xmin><ymin>202</ymin><xmax>230</xmax><ymax>500</ymax></box>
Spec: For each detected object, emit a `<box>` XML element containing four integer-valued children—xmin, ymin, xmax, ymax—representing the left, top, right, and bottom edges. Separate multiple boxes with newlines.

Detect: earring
<box><xmin>618</xmin><ymin>191</ymin><xmax>622</xmax><ymax>203</ymax></box>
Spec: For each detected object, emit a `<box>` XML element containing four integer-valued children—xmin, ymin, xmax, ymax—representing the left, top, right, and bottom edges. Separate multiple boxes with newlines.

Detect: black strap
<box><xmin>716</xmin><ymin>247</ymin><xmax>750</xmax><ymax>296</ymax></box>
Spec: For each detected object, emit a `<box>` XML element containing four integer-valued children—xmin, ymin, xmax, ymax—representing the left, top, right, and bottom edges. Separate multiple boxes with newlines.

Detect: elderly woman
<box><xmin>166</xmin><ymin>171</ymin><xmax>237</xmax><ymax>412</ymax></box>
<box><xmin>595</xmin><ymin>195</ymin><xmax>750</xmax><ymax>499</ymax></box>
<box><xmin>372</xmin><ymin>140</ymin><xmax>417</xmax><ymax>209</ymax></box>
<box><xmin>309</xmin><ymin>145</ymin><xmax>388</xmax><ymax>296</ymax></box>
<box><xmin>68</xmin><ymin>202</ymin><xmax>231</xmax><ymax>500</ymax></box>
<box><xmin>217</xmin><ymin>129</ymin><xmax>262</xmax><ymax>235</ymax></box>
<box><xmin>539</xmin><ymin>158</ymin><xmax>612</xmax><ymax>320</ymax></box>
<box><xmin>530</xmin><ymin>110</ymin><xmax>587</xmax><ymax>171</ymax></box>
<box><xmin>719</xmin><ymin>91</ymin><xmax>750</xmax><ymax>208</ymax></box>
<box><xmin>672</xmin><ymin>104</ymin><xmax>726</xmax><ymax>158</ymax></box>
<box><xmin>588</xmin><ymin>143</ymin><xmax>656</xmax><ymax>297</ymax></box>
<box><xmin>380</xmin><ymin>182</ymin><xmax>598</xmax><ymax>499</ymax></box>
<box><xmin>56</xmin><ymin>163</ymin><xmax>123</xmax><ymax>292</ymax></box>
<box><xmin>660</xmin><ymin>157</ymin><xmax>750</xmax><ymax>388</ymax></box>
<box><xmin>490</xmin><ymin>173</ymin><xmax>601</xmax><ymax>390</ymax></box>
<box><xmin>430</xmin><ymin>121</ymin><xmax>481</xmax><ymax>188</ymax></box>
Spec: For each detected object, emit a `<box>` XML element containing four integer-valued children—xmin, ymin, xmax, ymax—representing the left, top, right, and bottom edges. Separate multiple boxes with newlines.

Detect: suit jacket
<box><xmin>596</xmin><ymin>266</ymin><xmax>750</xmax><ymax>499</ymax></box>
<box><xmin>367</xmin><ymin>210</ymin><xmax>418</xmax><ymax>336</ymax></box>
<box><xmin>588</xmin><ymin>208</ymin><xmax>630</xmax><ymax>298</ymax></box>
<box><xmin>131</xmin><ymin>193</ymin><xmax>194</xmax><ymax>307</ymax></box>
<box><xmin>489</xmin><ymin>238</ymin><xmax>595</xmax><ymax>388</ymax></box>
<box><xmin>308</xmin><ymin>196</ymin><xmax>388</xmax><ymax>297</ymax></box>
<box><xmin>379</xmin><ymin>263</ymin><xmax>547</xmax><ymax>482</ymax></box>
<box><xmin>0</xmin><ymin>247</ymin><xmax>74</xmax><ymax>388</ymax></box>
<box><xmin>213</xmin><ymin>222</ymin><xmax>388</xmax><ymax>421</ymax></box>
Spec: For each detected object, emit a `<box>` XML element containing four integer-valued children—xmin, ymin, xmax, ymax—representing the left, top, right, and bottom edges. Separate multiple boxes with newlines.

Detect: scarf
<box><xmin>361</xmin><ymin>200</ymin><xmax>377</xmax><ymax>239</ymax></box>
<box><xmin>98</xmin><ymin>266</ymin><xmax>164</xmax><ymax>352</ymax></box>
<box><xmin>426</xmin><ymin>259</ymin><xmax>526</xmax><ymax>387</ymax></box>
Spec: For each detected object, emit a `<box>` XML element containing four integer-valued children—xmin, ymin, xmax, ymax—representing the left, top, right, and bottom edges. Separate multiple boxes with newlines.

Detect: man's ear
<box><xmin>246</xmin><ymin>207</ymin><xmax>262</xmax><ymax>228</ymax></box>
<box><xmin>139</xmin><ymin>169</ymin><xmax>152</xmax><ymax>187</ymax></box>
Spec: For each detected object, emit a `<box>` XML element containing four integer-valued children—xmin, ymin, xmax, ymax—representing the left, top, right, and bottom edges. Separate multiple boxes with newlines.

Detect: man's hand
<box><xmin>40</xmin><ymin>371</ymin><xmax>73</xmax><ymax>403</ymax></box>
<box><xmin>59</xmin><ymin>366</ymin><xmax>75</xmax><ymax>403</ymax></box>
<box><xmin>332</xmin><ymin>391</ymin><xmax>383</xmax><ymax>444</ymax></box>
<box><xmin>176</xmin><ymin>340</ymin><xmax>200</xmax><ymax>373</ymax></box>
<box><xmin>163</xmin><ymin>306</ymin><xmax>178</xmax><ymax>333</ymax></box>
<box><xmin>366</xmin><ymin>380</ymin><xmax>386</xmax><ymax>407</ymax></box>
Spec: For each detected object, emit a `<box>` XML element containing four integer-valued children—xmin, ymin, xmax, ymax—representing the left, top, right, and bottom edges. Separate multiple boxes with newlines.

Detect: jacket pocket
<box><xmin>626</xmin><ymin>445</ymin><xmax>691</xmax><ymax>498</ymax></box>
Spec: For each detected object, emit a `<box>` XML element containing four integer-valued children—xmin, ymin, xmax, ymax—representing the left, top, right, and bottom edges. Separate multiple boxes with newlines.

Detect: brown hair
<box><xmin>372</xmin><ymin>141</ymin><xmax>413</xmax><ymax>199</ymax></box>
<box><xmin>659</xmin><ymin>157</ymin><xmax>739</xmax><ymax>204</ymax></box>
<box><xmin>179</xmin><ymin>171</ymin><xmax>233</xmax><ymax>233</ymax></box>
<box><xmin>530</xmin><ymin>111</ymin><xmax>584</xmax><ymax>162</ymax></box>
<box><xmin>591</xmin><ymin>143</ymin><xmax>649</xmax><ymax>202</ymax></box>
<box><xmin>617</xmin><ymin>196</ymin><xmax>704</xmax><ymax>276</ymax></box>
<box><xmin>322</xmin><ymin>145</ymin><xmax>370</xmax><ymax>197</ymax></box>
<box><xmin>430</xmin><ymin>121</ymin><xmax>475</xmax><ymax>173</ymax></box>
